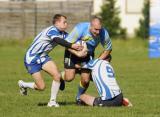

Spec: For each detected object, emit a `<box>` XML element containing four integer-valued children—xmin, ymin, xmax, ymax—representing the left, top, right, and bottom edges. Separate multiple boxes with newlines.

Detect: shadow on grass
<box><xmin>37</xmin><ymin>101</ymin><xmax>76</xmax><ymax>106</ymax></box>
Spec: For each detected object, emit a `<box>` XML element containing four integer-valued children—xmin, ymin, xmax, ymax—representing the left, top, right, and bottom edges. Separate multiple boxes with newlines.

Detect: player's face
<box><xmin>57</xmin><ymin>16</ymin><xmax>68</xmax><ymax>31</ymax></box>
<box><xmin>90</xmin><ymin>20</ymin><xmax>102</xmax><ymax>37</ymax></box>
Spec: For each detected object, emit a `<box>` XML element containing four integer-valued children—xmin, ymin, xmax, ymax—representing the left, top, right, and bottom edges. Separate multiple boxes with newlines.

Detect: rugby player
<box><xmin>60</xmin><ymin>16</ymin><xmax>112</xmax><ymax>104</ymax></box>
<box><xmin>18</xmin><ymin>14</ymin><xmax>83</xmax><ymax>107</ymax></box>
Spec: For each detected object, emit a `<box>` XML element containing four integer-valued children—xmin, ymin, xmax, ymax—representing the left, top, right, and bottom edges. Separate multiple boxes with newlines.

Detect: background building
<box><xmin>0</xmin><ymin>0</ymin><xmax>145</xmax><ymax>39</ymax></box>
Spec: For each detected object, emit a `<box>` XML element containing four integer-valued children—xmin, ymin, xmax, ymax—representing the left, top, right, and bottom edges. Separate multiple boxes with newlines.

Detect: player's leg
<box><xmin>75</xmin><ymin>53</ymin><xmax>93</xmax><ymax>104</ymax></box>
<box><xmin>42</xmin><ymin>60</ymin><xmax>61</xmax><ymax>107</ymax></box>
<box><xmin>32</xmin><ymin>72</ymin><xmax>45</xmax><ymax>90</ymax></box>
<box><xmin>80</xmin><ymin>94</ymin><xmax>95</xmax><ymax>106</ymax></box>
<box><xmin>63</xmin><ymin>69</ymin><xmax>76</xmax><ymax>81</ymax></box>
<box><xmin>97</xmin><ymin>93</ymin><xmax>124</xmax><ymax>107</ymax></box>
<box><xmin>76</xmin><ymin>69</ymin><xmax>91</xmax><ymax>104</ymax></box>
<box><xmin>18</xmin><ymin>72</ymin><xmax>45</xmax><ymax>95</ymax></box>
<box><xmin>60</xmin><ymin>49</ymin><xmax>77</xmax><ymax>90</ymax></box>
<box><xmin>18</xmin><ymin>60</ymin><xmax>45</xmax><ymax>95</ymax></box>
<box><xmin>59</xmin><ymin>68</ymin><xmax>76</xmax><ymax>90</ymax></box>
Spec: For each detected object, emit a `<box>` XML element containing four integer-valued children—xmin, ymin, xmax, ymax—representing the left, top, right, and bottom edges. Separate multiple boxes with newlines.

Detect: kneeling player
<box><xmin>79</xmin><ymin>59</ymin><xmax>132</xmax><ymax>107</ymax></box>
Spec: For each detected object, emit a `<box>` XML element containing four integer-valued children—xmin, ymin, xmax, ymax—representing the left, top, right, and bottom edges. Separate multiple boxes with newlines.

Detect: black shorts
<box><xmin>64</xmin><ymin>49</ymin><xmax>94</xmax><ymax>69</ymax></box>
<box><xmin>93</xmin><ymin>93</ymin><xmax>123</xmax><ymax>107</ymax></box>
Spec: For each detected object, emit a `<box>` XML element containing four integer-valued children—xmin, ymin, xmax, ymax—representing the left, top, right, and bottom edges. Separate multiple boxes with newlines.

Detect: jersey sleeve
<box><xmin>65</xmin><ymin>24</ymin><xmax>82</xmax><ymax>43</ymax></box>
<box><xmin>100</xmin><ymin>29</ymin><xmax>112</xmax><ymax>51</ymax></box>
<box><xmin>46</xmin><ymin>29</ymin><xmax>61</xmax><ymax>40</ymax></box>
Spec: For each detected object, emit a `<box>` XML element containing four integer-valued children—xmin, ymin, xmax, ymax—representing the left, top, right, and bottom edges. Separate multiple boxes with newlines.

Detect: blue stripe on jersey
<box><xmin>46</xmin><ymin>26</ymin><xmax>60</xmax><ymax>39</ymax></box>
<box><xmin>106</xmin><ymin>41</ymin><xmax>112</xmax><ymax>50</ymax></box>
<box><xmin>42</xmin><ymin>43</ymin><xmax>51</xmax><ymax>52</ymax></box>
<box><xmin>98</xmin><ymin>61</ymin><xmax>112</xmax><ymax>99</ymax></box>
<box><xmin>94</xmin><ymin>75</ymin><xmax>103</xmax><ymax>96</ymax></box>
<box><xmin>27</xmin><ymin>32</ymin><xmax>42</xmax><ymax>51</ymax></box>
<box><xmin>29</xmin><ymin>42</ymin><xmax>42</xmax><ymax>56</ymax></box>
<box><xmin>29</xmin><ymin>42</ymin><xmax>50</xmax><ymax>56</ymax></box>
<box><xmin>33</xmin><ymin>32</ymin><xmax>42</xmax><ymax>43</ymax></box>
<box><xmin>87</xmin><ymin>59</ymin><xmax>99</xmax><ymax>68</ymax></box>
<box><xmin>46</xmin><ymin>26</ymin><xmax>57</xmax><ymax>37</ymax></box>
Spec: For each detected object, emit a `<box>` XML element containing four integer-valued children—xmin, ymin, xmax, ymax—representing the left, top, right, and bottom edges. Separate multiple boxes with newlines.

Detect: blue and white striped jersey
<box><xmin>65</xmin><ymin>22</ymin><xmax>112</xmax><ymax>55</ymax></box>
<box><xmin>85</xmin><ymin>59</ymin><xmax>121</xmax><ymax>100</ymax></box>
<box><xmin>25</xmin><ymin>26</ymin><xmax>68</xmax><ymax>64</ymax></box>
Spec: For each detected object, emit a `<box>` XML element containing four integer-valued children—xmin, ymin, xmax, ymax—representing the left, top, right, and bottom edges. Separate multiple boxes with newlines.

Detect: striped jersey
<box><xmin>24</xmin><ymin>25</ymin><xmax>68</xmax><ymax>64</ymax></box>
<box><xmin>65</xmin><ymin>22</ymin><xmax>112</xmax><ymax>55</ymax></box>
<box><xmin>85</xmin><ymin>59</ymin><xmax>121</xmax><ymax>100</ymax></box>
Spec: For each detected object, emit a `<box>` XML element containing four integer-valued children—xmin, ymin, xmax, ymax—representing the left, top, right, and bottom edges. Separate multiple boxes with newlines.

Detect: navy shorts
<box><xmin>93</xmin><ymin>93</ymin><xmax>123</xmax><ymax>107</ymax></box>
<box><xmin>64</xmin><ymin>49</ymin><xmax>94</xmax><ymax>69</ymax></box>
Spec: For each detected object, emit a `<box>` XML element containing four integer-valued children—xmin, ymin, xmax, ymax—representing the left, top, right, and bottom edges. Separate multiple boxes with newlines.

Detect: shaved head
<box><xmin>91</xmin><ymin>16</ymin><xmax>102</xmax><ymax>26</ymax></box>
<box><xmin>90</xmin><ymin>16</ymin><xmax>102</xmax><ymax>37</ymax></box>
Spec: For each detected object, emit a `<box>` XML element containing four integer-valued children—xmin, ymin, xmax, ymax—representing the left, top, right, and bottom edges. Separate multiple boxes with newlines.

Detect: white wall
<box><xmin>150</xmin><ymin>0</ymin><xmax>160</xmax><ymax>24</ymax></box>
<box><xmin>93</xmin><ymin>0</ymin><xmax>103</xmax><ymax>14</ymax></box>
<box><xmin>93</xmin><ymin>0</ymin><xmax>145</xmax><ymax>37</ymax></box>
<box><xmin>117</xmin><ymin>0</ymin><xmax>144</xmax><ymax>36</ymax></box>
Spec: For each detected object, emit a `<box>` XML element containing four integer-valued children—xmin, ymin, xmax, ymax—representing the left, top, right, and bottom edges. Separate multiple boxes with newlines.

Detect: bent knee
<box><xmin>64</xmin><ymin>75</ymin><xmax>75</xmax><ymax>82</ymax></box>
<box><xmin>65</xmin><ymin>78</ymin><xmax>73</xmax><ymax>82</ymax></box>
<box><xmin>37</xmin><ymin>85</ymin><xmax>46</xmax><ymax>91</ymax></box>
<box><xmin>52</xmin><ymin>73</ymin><xmax>61</xmax><ymax>81</ymax></box>
<box><xmin>81</xmin><ymin>79</ymin><xmax>90</xmax><ymax>84</ymax></box>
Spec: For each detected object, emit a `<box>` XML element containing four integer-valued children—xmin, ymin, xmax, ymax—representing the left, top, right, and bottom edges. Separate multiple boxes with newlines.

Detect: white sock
<box><xmin>50</xmin><ymin>80</ymin><xmax>60</xmax><ymax>102</ymax></box>
<box><xmin>22</xmin><ymin>82</ymin><xmax>35</xmax><ymax>89</ymax></box>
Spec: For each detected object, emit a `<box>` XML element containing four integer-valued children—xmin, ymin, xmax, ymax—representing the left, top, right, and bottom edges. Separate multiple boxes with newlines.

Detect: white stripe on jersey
<box><xmin>25</xmin><ymin>26</ymin><xmax>65</xmax><ymax>64</ymax></box>
<box><xmin>90</xmin><ymin>59</ymin><xmax>121</xmax><ymax>100</ymax></box>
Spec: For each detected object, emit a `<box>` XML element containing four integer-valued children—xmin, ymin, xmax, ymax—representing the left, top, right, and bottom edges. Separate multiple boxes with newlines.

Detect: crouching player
<box><xmin>79</xmin><ymin>59</ymin><xmax>132</xmax><ymax>107</ymax></box>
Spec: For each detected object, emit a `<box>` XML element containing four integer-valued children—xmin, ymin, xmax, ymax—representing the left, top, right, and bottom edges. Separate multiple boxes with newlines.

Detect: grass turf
<box><xmin>0</xmin><ymin>38</ymin><xmax>160</xmax><ymax>117</ymax></box>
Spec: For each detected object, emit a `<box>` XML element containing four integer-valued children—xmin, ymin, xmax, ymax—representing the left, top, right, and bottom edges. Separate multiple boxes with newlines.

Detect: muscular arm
<box><xmin>98</xmin><ymin>50</ymin><xmax>112</xmax><ymax>61</ymax></box>
<box><xmin>99</xmin><ymin>29</ymin><xmax>112</xmax><ymax>61</ymax></box>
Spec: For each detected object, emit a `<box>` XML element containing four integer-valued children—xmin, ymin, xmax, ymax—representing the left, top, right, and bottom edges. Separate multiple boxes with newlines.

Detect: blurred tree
<box><xmin>136</xmin><ymin>0</ymin><xmax>150</xmax><ymax>39</ymax></box>
<box><xmin>99</xmin><ymin>0</ymin><xmax>126</xmax><ymax>38</ymax></box>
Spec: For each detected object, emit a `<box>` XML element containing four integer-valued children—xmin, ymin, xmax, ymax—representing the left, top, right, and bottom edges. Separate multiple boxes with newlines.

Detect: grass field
<box><xmin>0</xmin><ymin>38</ymin><xmax>160</xmax><ymax>117</ymax></box>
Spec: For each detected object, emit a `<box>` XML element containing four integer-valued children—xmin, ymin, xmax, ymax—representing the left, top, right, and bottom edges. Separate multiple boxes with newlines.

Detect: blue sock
<box><xmin>76</xmin><ymin>82</ymin><xmax>86</xmax><ymax>100</ymax></box>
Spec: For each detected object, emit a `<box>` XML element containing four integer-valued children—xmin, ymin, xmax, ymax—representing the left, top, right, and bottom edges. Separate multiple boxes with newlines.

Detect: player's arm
<box><xmin>99</xmin><ymin>29</ymin><xmax>112</xmax><ymax>61</ymax></box>
<box><xmin>53</xmin><ymin>37</ymin><xmax>82</xmax><ymax>51</ymax></box>
<box><xmin>47</xmin><ymin>29</ymin><xmax>82</xmax><ymax>51</ymax></box>
<box><xmin>80</xmin><ymin>94</ymin><xmax>95</xmax><ymax>106</ymax></box>
<box><xmin>99</xmin><ymin>50</ymin><xmax>112</xmax><ymax>60</ymax></box>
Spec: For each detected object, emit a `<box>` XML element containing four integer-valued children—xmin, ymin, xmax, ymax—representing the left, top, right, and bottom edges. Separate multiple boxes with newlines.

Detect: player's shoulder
<box><xmin>76</xmin><ymin>22</ymin><xmax>90</xmax><ymax>29</ymax></box>
<box><xmin>46</xmin><ymin>26</ymin><xmax>60</xmax><ymax>36</ymax></box>
<box><xmin>100</xmin><ymin>27</ymin><xmax>109</xmax><ymax>34</ymax></box>
<box><xmin>100</xmin><ymin>27</ymin><xmax>110</xmax><ymax>38</ymax></box>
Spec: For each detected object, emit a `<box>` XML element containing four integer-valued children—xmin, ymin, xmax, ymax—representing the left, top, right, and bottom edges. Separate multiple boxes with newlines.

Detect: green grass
<box><xmin>0</xmin><ymin>38</ymin><xmax>160</xmax><ymax>117</ymax></box>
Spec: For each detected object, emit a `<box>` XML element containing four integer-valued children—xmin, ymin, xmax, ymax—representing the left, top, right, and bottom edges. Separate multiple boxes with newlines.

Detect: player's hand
<box><xmin>76</xmin><ymin>50</ymin><xmax>88</xmax><ymax>58</ymax></box>
<box><xmin>71</xmin><ymin>44</ymin><xmax>83</xmax><ymax>51</ymax></box>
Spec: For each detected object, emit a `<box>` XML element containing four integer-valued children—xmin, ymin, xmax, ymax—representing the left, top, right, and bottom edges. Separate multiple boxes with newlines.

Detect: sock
<box><xmin>61</xmin><ymin>71</ymin><xmax>65</xmax><ymax>80</ymax></box>
<box><xmin>22</xmin><ymin>82</ymin><xmax>35</xmax><ymax>89</ymax></box>
<box><xmin>50</xmin><ymin>80</ymin><xmax>60</xmax><ymax>102</ymax></box>
<box><xmin>76</xmin><ymin>81</ymin><xmax>87</xmax><ymax>100</ymax></box>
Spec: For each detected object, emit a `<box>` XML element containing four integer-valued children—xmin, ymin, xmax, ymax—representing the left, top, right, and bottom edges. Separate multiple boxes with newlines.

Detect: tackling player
<box><xmin>60</xmin><ymin>16</ymin><xmax>112</xmax><ymax>104</ymax></box>
<box><xmin>18</xmin><ymin>14</ymin><xmax>83</xmax><ymax>107</ymax></box>
<box><xmin>80</xmin><ymin>59</ymin><xmax>132</xmax><ymax>107</ymax></box>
